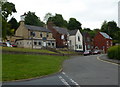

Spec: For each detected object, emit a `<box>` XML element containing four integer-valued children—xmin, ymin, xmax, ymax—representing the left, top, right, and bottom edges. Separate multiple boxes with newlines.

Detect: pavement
<box><xmin>99</xmin><ymin>54</ymin><xmax>120</xmax><ymax>65</ymax></box>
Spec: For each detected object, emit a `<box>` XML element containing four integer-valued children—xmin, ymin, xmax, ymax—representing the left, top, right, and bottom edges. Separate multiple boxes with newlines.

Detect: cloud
<box><xmin>8</xmin><ymin>0</ymin><xmax>119</xmax><ymax>29</ymax></box>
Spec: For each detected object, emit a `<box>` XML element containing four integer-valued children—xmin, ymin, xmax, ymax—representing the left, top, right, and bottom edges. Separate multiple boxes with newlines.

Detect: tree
<box><xmin>67</xmin><ymin>18</ymin><xmax>82</xmax><ymax>30</ymax></box>
<box><xmin>43</xmin><ymin>13</ymin><xmax>53</xmax><ymax>24</ymax></box>
<box><xmin>2</xmin><ymin>2</ymin><xmax>16</xmax><ymax>20</ymax></box>
<box><xmin>1</xmin><ymin>1</ymin><xmax>17</xmax><ymax>39</ymax></box>
<box><xmin>47</xmin><ymin>13</ymin><xmax>67</xmax><ymax>28</ymax></box>
<box><xmin>25</xmin><ymin>11</ymin><xmax>45</xmax><ymax>27</ymax></box>
<box><xmin>101</xmin><ymin>20</ymin><xmax>120</xmax><ymax>44</ymax></box>
<box><xmin>8</xmin><ymin>17</ymin><xmax>18</xmax><ymax>35</ymax></box>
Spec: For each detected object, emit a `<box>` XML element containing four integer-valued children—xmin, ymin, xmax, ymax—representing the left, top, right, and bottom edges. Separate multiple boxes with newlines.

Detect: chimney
<box><xmin>20</xmin><ymin>13</ymin><xmax>26</xmax><ymax>25</ymax></box>
<box><xmin>47</xmin><ymin>22</ymin><xmax>54</xmax><ymax>29</ymax></box>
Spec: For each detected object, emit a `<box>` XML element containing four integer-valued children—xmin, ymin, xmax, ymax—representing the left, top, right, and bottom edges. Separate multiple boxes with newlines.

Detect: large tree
<box><xmin>8</xmin><ymin>17</ymin><xmax>18</xmax><ymax>35</ymax></box>
<box><xmin>101</xmin><ymin>21</ymin><xmax>120</xmax><ymax>43</ymax></box>
<box><xmin>47</xmin><ymin>13</ymin><xmax>67</xmax><ymax>28</ymax></box>
<box><xmin>1</xmin><ymin>1</ymin><xmax>17</xmax><ymax>39</ymax></box>
<box><xmin>43</xmin><ymin>12</ymin><xmax>53</xmax><ymax>24</ymax></box>
<box><xmin>25</xmin><ymin>11</ymin><xmax>45</xmax><ymax>27</ymax></box>
<box><xmin>67</xmin><ymin>18</ymin><xmax>82</xmax><ymax>30</ymax></box>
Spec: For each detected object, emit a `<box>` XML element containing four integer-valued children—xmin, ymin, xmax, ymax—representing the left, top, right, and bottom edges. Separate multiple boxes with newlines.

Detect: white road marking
<box><xmin>62</xmin><ymin>72</ymin><xmax>80</xmax><ymax>87</ymax></box>
<box><xmin>58</xmin><ymin>75</ymin><xmax>71</xmax><ymax>87</ymax></box>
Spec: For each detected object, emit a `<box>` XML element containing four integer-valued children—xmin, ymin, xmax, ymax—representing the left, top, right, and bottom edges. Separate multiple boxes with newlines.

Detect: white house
<box><xmin>68</xmin><ymin>29</ymin><xmax>83</xmax><ymax>51</ymax></box>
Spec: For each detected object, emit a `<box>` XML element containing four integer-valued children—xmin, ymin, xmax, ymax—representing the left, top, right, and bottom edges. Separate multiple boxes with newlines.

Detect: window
<box><xmin>76</xmin><ymin>44</ymin><xmax>78</xmax><ymax>49</ymax></box>
<box><xmin>61</xmin><ymin>35</ymin><xmax>64</xmax><ymax>39</ymax></box>
<box><xmin>87</xmin><ymin>45</ymin><xmax>90</xmax><ymax>49</ymax></box>
<box><xmin>107</xmin><ymin>41</ymin><xmax>109</xmax><ymax>45</ymax></box>
<box><xmin>46</xmin><ymin>33</ymin><xmax>49</xmax><ymax>37</ymax></box>
<box><xmin>38</xmin><ymin>42</ymin><xmax>41</xmax><ymax>45</ymax></box>
<box><xmin>79</xmin><ymin>45</ymin><xmax>82</xmax><ymax>49</ymax></box>
<box><xmin>27</xmin><ymin>42</ymin><xmax>29</xmax><ymax>45</ymax></box>
<box><xmin>40</xmin><ymin>32</ymin><xmax>42</xmax><ymax>37</ymax></box>
<box><xmin>34</xmin><ymin>42</ymin><xmax>37</xmax><ymax>45</ymax></box>
<box><xmin>48</xmin><ymin>43</ymin><xmax>51</xmax><ymax>46</ymax></box>
<box><xmin>52</xmin><ymin>43</ymin><xmax>54</xmax><ymax>46</ymax></box>
<box><xmin>31</xmin><ymin>32</ymin><xmax>35</xmax><ymax>37</ymax></box>
<box><xmin>87</xmin><ymin>37</ymin><xmax>90</xmax><ymax>42</ymax></box>
<box><xmin>78</xmin><ymin>36</ymin><xmax>80</xmax><ymax>41</ymax></box>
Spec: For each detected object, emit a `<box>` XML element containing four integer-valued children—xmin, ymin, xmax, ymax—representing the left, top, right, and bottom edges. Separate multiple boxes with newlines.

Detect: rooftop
<box><xmin>53</xmin><ymin>26</ymin><xmax>68</xmax><ymax>35</ymax></box>
<box><xmin>25</xmin><ymin>25</ymin><xmax>51</xmax><ymax>32</ymax></box>
<box><xmin>100</xmin><ymin>32</ymin><xmax>112</xmax><ymax>39</ymax></box>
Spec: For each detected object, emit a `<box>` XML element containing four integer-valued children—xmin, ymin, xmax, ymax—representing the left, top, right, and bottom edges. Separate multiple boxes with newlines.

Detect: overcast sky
<box><xmin>8</xmin><ymin>0</ymin><xmax>119</xmax><ymax>29</ymax></box>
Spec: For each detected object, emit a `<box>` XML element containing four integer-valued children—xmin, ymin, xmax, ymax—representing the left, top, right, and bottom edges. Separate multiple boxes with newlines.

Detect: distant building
<box><xmin>14</xmin><ymin>15</ymin><xmax>56</xmax><ymax>49</ymax></box>
<box><xmin>82</xmin><ymin>32</ymin><xmax>93</xmax><ymax>51</ymax></box>
<box><xmin>93</xmin><ymin>32</ymin><xmax>112</xmax><ymax>53</ymax></box>
<box><xmin>68</xmin><ymin>29</ymin><xmax>83</xmax><ymax>51</ymax></box>
<box><xmin>118</xmin><ymin>1</ymin><xmax>120</xmax><ymax>28</ymax></box>
<box><xmin>47</xmin><ymin>22</ymin><xmax>68</xmax><ymax>48</ymax></box>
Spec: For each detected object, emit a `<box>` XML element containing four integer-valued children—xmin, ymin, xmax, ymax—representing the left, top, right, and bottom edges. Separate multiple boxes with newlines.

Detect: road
<box><xmin>2</xmin><ymin>55</ymin><xmax>119</xmax><ymax>87</ymax></box>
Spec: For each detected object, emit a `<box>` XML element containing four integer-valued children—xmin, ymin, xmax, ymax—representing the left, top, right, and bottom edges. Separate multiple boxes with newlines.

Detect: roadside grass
<box><xmin>58</xmin><ymin>50</ymin><xmax>77</xmax><ymax>54</ymax></box>
<box><xmin>2</xmin><ymin>54</ymin><xmax>69</xmax><ymax>81</ymax></box>
<box><xmin>2</xmin><ymin>47</ymin><xmax>57</xmax><ymax>54</ymax></box>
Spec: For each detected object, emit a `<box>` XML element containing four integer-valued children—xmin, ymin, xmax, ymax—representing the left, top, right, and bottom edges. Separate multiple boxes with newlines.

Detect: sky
<box><xmin>8</xmin><ymin>0</ymin><xmax>119</xmax><ymax>29</ymax></box>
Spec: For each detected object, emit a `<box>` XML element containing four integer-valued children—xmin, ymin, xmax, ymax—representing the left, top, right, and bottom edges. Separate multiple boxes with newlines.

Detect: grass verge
<box><xmin>2</xmin><ymin>54</ymin><xmax>69</xmax><ymax>81</ymax></box>
<box><xmin>2</xmin><ymin>47</ymin><xmax>57</xmax><ymax>54</ymax></box>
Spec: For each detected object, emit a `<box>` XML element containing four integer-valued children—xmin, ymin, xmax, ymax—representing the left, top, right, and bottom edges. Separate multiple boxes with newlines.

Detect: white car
<box><xmin>5</xmin><ymin>42</ymin><xmax>13</xmax><ymax>47</ymax></box>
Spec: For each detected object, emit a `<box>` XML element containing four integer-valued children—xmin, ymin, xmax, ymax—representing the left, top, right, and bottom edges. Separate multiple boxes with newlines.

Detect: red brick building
<box><xmin>47</xmin><ymin>22</ymin><xmax>68</xmax><ymax>48</ymax></box>
<box><xmin>93</xmin><ymin>32</ymin><xmax>112</xmax><ymax>53</ymax></box>
<box><xmin>82</xmin><ymin>32</ymin><xmax>93</xmax><ymax>51</ymax></box>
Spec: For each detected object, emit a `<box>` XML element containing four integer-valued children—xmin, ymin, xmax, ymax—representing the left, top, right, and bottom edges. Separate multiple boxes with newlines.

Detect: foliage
<box><xmin>1</xmin><ymin>1</ymin><xmax>16</xmax><ymax>39</ymax></box>
<box><xmin>67</xmin><ymin>18</ymin><xmax>82</xmax><ymax>30</ymax></box>
<box><xmin>2</xmin><ymin>54</ymin><xmax>68</xmax><ymax>81</ymax></box>
<box><xmin>82</xmin><ymin>28</ymin><xmax>100</xmax><ymax>38</ymax></box>
<box><xmin>8</xmin><ymin>17</ymin><xmax>18</xmax><ymax>35</ymax></box>
<box><xmin>1</xmin><ymin>2</ymin><xmax>16</xmax><ymax>19</ymax></box>
<box><xmin>25</xmin><ymin>11</ymin><xmax>45</xmax><ymax>27</ymax></box>
<box><xmin>101</xmin><ymin>21</ymin><xmax>120</xmax><ymax>43</ymax></box>
<box><xmin>43</xmin><ymin>12</ymin><xmax>53</xmax><ymax>23</ymax></box>
<box><xmin>107</xmin><ymin>45</ymin><xmax>120</xmax><ymax>60</ymax></box>
<box><xmin>47</xmin><ymin>13</ymin><xmax>67</xmax><ymax>28</ymax></box>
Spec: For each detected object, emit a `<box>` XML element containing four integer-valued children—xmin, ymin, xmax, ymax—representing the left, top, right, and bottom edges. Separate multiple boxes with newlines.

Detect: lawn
<box><xmin>2</xmin><ymin>47</ymin><xmax>57</xmax><ymax>54</ymax></box>
<box><xmin>2</xmin><ymin>54</ymin><xmax>69</xmax><ymax>81</ymax></box>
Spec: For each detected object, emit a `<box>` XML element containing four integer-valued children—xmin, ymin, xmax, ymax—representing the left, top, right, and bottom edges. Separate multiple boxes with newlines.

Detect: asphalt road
<box><xmin>2</xmin><ymin>55</ymin><xmax>119</xmax><ymax>87</ymax></box>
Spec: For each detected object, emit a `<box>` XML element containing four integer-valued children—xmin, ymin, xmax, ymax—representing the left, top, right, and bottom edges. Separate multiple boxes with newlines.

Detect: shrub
<box><xmin>107</xmin><ymin>45</ymin><xmax>120</xmax><ymax>60</ymax></box>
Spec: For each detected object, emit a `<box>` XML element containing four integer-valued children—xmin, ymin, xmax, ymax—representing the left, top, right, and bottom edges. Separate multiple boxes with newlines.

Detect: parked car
<box><xmin>11</xmin><ymin>43</ymin><xmax>17</xmax><ymax>47</ymax></box>
<box><xmin>92</xmin><ymin>50</ymin><xmax>101</xmax><ymax>55</ymax></box>
<box><xmin>83</xmin><ymin>50</ymin><xmax>92</xmax><ymax>56</ymax></box>
<box><xmin>1</xmin><ymin>42</ymin><xmax>13</xmax><ymax>47</ymax></box>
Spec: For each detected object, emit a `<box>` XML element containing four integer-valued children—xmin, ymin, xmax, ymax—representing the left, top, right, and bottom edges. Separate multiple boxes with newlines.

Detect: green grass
<box><xmin>2</xmin><ymin>47</ymin><xmax>57</xmax><ymax>54</ymax></box>
<box><xmin>59</xmin><ymin>50</ymin><xmax>76</xmax><ymax>54</ymax></box>
<box><xmin>2</xmin><ymin>54</ymin><xmax>69</xmax><ymax>81</ymax></box>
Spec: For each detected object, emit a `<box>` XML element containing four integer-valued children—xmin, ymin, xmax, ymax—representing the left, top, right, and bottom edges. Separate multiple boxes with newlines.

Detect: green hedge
<box><xmin>107</xmin><ymin>45</ymin><xmax>120</xmax><ymax>60</ymax></box>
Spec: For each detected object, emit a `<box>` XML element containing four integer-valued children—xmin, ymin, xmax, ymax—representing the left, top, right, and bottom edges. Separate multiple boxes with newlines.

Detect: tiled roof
<box><xmin>53</xmin><ymin>26</ymin><xmax>68</xmax><ymax>34</ymax></box>
<box><xmin>68</xmin><ymin>29</ymin><xmax>78</xmax><ymax>35</ymax></box>
<box><xmin>25</xmin><ymin>25</ymin><xmax>51</xmax><ymax>32</ymax></box>
<box><xmin>100</xmin><ymin>32</ymin><xmax>112</xmax><ymax>39</ymax></box>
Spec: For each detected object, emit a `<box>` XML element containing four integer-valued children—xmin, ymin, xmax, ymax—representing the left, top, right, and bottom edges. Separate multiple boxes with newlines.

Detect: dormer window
<box><xmin>30</xmin><ymin>32</ymin><xmax>35</xmax><ymax>37</ymax></box>
<box><xmin>61</xmin><ymin>35</ymin><xmax>64</xmax><ymax>39</ymax></box>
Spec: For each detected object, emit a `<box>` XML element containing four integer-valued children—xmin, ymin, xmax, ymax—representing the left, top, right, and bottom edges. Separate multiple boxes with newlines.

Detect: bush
<box><xmin>107</xmin><ymin>45</ymin><xmax>120</xmax><ymax>60</ymax></box>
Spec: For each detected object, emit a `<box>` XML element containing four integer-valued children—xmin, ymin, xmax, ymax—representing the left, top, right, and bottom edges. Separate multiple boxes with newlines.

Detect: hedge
<box><xmin>107</xmin><ymin>45</ymin><xmax>120</xmax><ymax>60</ymax></box>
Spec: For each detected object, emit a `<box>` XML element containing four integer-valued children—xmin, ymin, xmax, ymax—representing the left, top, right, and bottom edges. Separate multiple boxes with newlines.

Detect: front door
<box><xmin>43</xmin><ymin>42</ymin><xmax>46</xmax><ymax>47</ymax></box>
